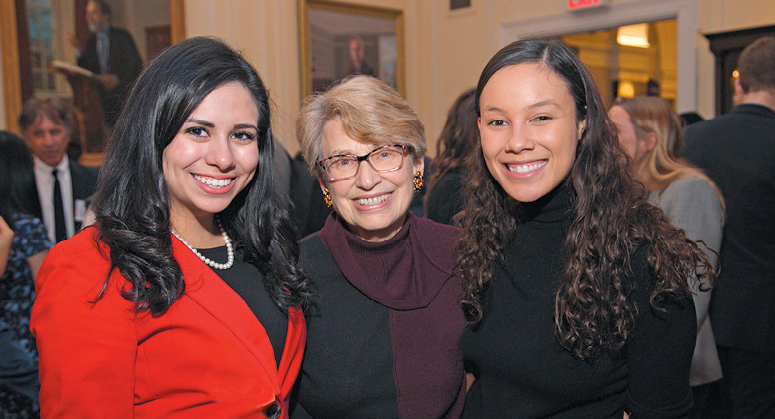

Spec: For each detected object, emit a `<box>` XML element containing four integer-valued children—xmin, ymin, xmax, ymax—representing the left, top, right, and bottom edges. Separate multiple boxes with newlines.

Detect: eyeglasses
<box><xmin>317</xmin><ymin>144</ymin><xmax>407</xmax><ymax>181</ymax></box>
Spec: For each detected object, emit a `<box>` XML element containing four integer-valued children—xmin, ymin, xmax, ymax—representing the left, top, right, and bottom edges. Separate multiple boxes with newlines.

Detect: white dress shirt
<box><xmin>34</xmin><ymin>156</ymin><xmax>75</xmax><ymax>242</ymax></box>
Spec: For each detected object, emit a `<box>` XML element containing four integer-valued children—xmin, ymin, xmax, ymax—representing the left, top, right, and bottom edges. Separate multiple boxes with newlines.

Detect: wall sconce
<box><xmin>618</xmin><ymin>80</ymin><xmax>635</xmax><ymax>98</ymax></box>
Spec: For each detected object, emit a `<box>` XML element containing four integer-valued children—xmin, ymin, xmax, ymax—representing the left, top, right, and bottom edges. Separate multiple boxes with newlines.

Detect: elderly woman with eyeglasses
<box><xmin>290</xmin><ymin>76</ymin><xmax>466</xmax><ymax>419</ymax></box>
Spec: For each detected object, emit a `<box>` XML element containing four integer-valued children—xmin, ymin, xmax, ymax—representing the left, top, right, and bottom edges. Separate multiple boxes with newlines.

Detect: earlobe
<box><xmin>644</xmin><ymin>132</ymin><xmax>658</xmax><ymax>152</ymax></box>
<box><xmin>577</xmin><ymin>119</ymin><xmax>587</xmax><ymax>140</ymax></box>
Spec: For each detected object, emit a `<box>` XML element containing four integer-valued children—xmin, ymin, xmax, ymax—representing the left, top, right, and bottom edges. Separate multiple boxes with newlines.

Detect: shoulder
<box><xmin>34</xmin><ymin>228</ymin><xmax>124</xmax><ymax>312</ymax></box>
<box><xmin>47</xmin><ymin>227</ymin><xmax>103</xmax><ymax>259</ymax></box>
<box><xmin>657</xmin><ymin>177</ymin><xmax>723</xmax><ymax>216</ymax></box>
<box><xmin>661</xmin><ymin>177</ymin><xmax>717</xmax><ymax>200</ymax></box>
<box><xmin>110</xmin><ymin>27</ymin><xmax>135</xmax><ymax>40</ymax></box>
<box><xmin>413</xmin><ymin>216</ymin><xmax>461</xmax><ymax>241</ymax></box>
<box><xmin>10</xmin><ymin>212</ymin><xmax>52</xmax><ymax>250</ymax></box>
<box><xmin>411</xmin><ymin>216</ymin><xmax>462</xmax><ymax>272</ymax></box>
<box><xmin>299</xmin><ymin>232</ymin><xmax>327</xmax><ymax>262</ymax></box>
<box><xmin>69</xmin><ymin>161</ymin><xmax>99</xmax><ymax>179</ymax></box>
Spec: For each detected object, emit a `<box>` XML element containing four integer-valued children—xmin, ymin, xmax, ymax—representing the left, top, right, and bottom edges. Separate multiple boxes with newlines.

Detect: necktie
<box><xmin>53</xmin><ymin>169</ymin><xmax>67</xmax><ymax>242</ymax></box>
<box><xmin>97</xmin><ymin>32</ymin><xmax>109</xmax><ymax>74</ymax></box>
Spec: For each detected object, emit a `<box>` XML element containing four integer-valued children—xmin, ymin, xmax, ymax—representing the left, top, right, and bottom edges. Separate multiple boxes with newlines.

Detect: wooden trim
<box><xmin>170</xmin><ymin>0</ymin><xmax>186</xmax><ymax>45</ymax></box>
<box><xmin>1</xmin><ymin>0</ymin><xmax>22</xmax><ymax>132</ymax></box>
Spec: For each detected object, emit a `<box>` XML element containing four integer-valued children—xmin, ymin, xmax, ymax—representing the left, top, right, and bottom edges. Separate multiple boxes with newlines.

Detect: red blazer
<box><xmin>31</xmin><ymin>228</ymin><xmax>305</xmax><ymax>418</ymax></box>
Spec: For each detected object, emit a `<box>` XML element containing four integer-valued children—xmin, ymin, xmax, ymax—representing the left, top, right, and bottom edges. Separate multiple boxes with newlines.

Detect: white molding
<box><xmin>499</xmin><ymin>0</ymin><xmax>699</xmax><ymax>113</ymax></box>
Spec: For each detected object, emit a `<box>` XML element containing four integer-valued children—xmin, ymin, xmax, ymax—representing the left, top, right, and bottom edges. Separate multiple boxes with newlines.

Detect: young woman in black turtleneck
<box><xmin>456</xmin><ymin>39</ymin><xmax>715</xmax><ymax>418</ymax></box>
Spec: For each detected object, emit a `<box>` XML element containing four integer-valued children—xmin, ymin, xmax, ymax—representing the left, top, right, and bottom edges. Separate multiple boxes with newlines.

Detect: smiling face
<box><xmin>478</xmin><ymin>63</ymin><xmax>584</xmax><ymax>203</ymax></box>
<box><xmin>163</xmin><ymin>82</ymin><xmax>260</xmax><ymax>230</ymax></box>
<box><xmin>320</xmin><ymin>117</ymin><xmax>423</xmax><ymax>242</ymax></box>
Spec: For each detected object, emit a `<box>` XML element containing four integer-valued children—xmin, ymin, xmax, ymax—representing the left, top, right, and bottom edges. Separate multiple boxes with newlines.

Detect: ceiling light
<box><xmin>617</xmin><ymin>23</ymin><xmax>650</xmax><ymax>48</ymax></box>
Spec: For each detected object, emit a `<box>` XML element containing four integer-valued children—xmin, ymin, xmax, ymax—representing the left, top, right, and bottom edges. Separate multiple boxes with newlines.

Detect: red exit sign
<box><xmin>568</xmin><ymin>0</ymin><xmax>611</xmax><ymax>10</ymax></box>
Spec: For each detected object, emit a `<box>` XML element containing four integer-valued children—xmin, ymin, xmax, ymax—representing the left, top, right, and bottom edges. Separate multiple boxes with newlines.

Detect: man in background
<box><xmin>68</xmin><ymin>0</ymin><xmax>142</xmax><ymax>127</ymax></box>
<box><xmin>682</xmin><ymin>35</ymin><xmax>775</xmax><ymax>418</ymax></box>
<box><xmin>346</xmin><ymin>36</ymin><xmax>376</xmax><ymax>77</ymax></box>
<box><xmin>18</xmin><ymin>98</ymin><xmax>99</xmax><ymax>243</ymax></box>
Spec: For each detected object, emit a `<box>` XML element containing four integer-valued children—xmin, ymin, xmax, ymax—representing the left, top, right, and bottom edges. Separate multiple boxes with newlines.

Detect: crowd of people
<box><xmin>1</xmin><ymin>18</ymin><xmax>774</xmax><ymax>418</ymax></box>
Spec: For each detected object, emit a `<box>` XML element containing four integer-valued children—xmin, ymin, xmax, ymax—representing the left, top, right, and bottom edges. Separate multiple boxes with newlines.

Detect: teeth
<box><xmin>194</xmin><ymin>174</ymin><xmax>232</xmax><ymax>188</ymax></box>
<box><xmin>508</xmin><ymin>160</ymin><xmax>547</xmax><ymax>174</ymax></box>
<box><xmin>356</xmin><ymin>193</ymin><xmax>392</xmax><ymax>206</ymax></box>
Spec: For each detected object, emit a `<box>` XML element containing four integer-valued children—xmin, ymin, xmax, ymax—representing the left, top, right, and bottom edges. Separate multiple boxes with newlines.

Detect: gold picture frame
<box><xmin>298</xmin><ymin>0</ymin><xmax>404</xmax><ymax>98</ymax></box>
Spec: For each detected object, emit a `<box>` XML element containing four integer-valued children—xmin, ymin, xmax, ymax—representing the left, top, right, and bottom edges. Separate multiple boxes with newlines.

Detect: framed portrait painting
<box><xmin>298</xmin><ymin>0</ymin><xmax>404</xmax><ymax>97</ymax></box>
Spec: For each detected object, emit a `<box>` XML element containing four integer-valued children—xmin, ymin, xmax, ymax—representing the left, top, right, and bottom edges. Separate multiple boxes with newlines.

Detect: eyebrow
<box><xmin>481</xmin><ymin>99</ymin><xmax>561</xmax><ymax>114</ymax></box>
<box><xmin>185</xmin><ymin>119</ymin><xmax>258</xmax><ymax>131</ymax></box>
<box><xmin>529</xmin><ymin>99</ymin><xmax>561</xmax><ymax>110</ymax></box>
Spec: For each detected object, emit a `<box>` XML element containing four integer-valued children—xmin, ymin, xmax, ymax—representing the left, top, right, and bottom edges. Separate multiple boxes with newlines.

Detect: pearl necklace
<box><xmin>171</xmin><ymin>219</ymin><xmax>234</xmax><ymax>270</ymax></box>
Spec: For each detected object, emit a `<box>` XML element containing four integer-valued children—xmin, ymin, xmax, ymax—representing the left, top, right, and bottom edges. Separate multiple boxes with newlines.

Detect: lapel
<box><xmin>171</xmin><ymin>234</ymin><xmax>283</xmax><ymax>392</ymax></box>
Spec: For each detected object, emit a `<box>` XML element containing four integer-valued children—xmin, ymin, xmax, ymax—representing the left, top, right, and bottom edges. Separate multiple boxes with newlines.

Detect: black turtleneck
<box><xmin>460</xmin><ymin>182</ymin><xmax>696</xmax><ymax>418</ymax></box>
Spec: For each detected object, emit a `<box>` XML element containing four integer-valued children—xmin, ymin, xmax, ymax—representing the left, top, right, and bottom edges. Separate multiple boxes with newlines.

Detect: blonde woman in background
<box><xmin>609</xmin><ymin>96</ymin><xmax>725</xmax><ymax>418</ymax></box>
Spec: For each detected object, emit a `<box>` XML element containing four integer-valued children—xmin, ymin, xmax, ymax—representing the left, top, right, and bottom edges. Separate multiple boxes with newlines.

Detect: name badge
<box><xmin>74</xmin><ymin>199</ymin><xmax>87</xmax><ymax>222</ymax></box>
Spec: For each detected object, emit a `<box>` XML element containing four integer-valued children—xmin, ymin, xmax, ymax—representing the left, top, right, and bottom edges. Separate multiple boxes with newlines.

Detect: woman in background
<box><xmin>0</xmin><ymin>131</ymin><xmax>50</xmax><ymax>417</ymax></box>
<box><xmin>31</xmin><ymin>37</ymin><xmax>312</xmax><ymax>418</ymax></box>
<box><xmin>457</xmin><ymin>38</ymin><xmax>713</xmax><ymax>418</ymax></box>
<box><xmin>425</xmin><ymin>88</ymin><xmax>478</xmax><ymax>225</ymax></box>
<box><xmin>609</xmin><ymin>96</ymin><xmax>725</xmax><ymax>418</ymax></box>
<box><xmin>292</xmin><ymin>75</ymin><xmax>466</xmax><ymax>419</ymax></box>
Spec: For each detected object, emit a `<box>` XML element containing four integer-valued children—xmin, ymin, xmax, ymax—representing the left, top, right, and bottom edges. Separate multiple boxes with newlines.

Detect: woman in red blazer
<box><xmin>31</xmin><ymin>37</ymin><xmax>313</xmax><ymax>418</ymax></box>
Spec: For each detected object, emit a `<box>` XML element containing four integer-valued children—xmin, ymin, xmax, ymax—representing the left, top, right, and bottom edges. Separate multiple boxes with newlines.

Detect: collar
<box><xmin>319</xmin><ymin>212</ymin><xmax>459</xmax><ymax>310</ymax></box>
<box><xmin>511</xmin><ymin>180</ymin><xmax>574</xmax><ymax>224</ymax></box>
<box><xmin>34</xmin><ymin>154</ymin><xmax>69</xmax><ymax>175</ymax></box>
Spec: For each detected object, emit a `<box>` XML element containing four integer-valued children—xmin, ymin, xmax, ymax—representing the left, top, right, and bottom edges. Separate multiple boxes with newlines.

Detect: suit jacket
<box><xmin>682</xmin><ymin>103</ymin><xmax>775</xmax><ymax>353</ymax></box>
<box><xmin>31</xmin><ymin>227</ymin><xmax>305</xmax><ymax>418</ymax></box>
<box><xmin>34</xmin><ymin>160</ymin><xmax>99</xmax><ymax>235</ymax></box>
<box><xmin>650</xmin><ymin>177</ymin><xmax>724</xmax><ymax>386</ymax></box>
<box><xmin>78</xmin><ymin>27</ymin><xmax>143</xmax><ymax>126</ymax></box>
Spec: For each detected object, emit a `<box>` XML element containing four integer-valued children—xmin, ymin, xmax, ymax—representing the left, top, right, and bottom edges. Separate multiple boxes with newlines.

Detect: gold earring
<box><xmin>413</xmin><ymin>172</ymin><xmax>424</xmax><ymax>194</ymax></box>
<box><xmin>322</xmin><ymin>188</ymin><xmax>333</xmax><ymax>208</ymax></box>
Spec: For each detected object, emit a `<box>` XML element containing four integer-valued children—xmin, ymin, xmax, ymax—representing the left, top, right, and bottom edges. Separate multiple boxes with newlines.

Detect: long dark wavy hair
<box><xmin>0</xmin><ymin>131</ymin><xmax>41</xmax><ymax>222</ymax></box>
<box><xmin>426</xmin><ymin>88</ymin><xmax>478</xmax><ymax>194</ymax></box>
<box><xmin>91</xmin><ymin>36</ymin><xmax>313</xmax><ymax>317</ymax></box>
<box><xmin>457</xmin><ymin>39</ymin><xmax>713</xmax><ymax>360</ymax></box>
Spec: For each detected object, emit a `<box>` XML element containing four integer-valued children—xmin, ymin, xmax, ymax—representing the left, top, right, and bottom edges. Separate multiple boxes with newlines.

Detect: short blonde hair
<box><xmin>296</xmin><ymin>75</ymin><xmax>426</xmax><ymax>179</ymax></box>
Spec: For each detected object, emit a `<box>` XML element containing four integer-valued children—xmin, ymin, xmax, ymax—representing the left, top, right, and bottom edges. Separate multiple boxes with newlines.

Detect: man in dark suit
<box><xmin>682</xmin><ymin>35</ymin><xmax>775</xmax><ymax>418</ymax></box>
<box><xmin>18</xmin><ymin>98</ymin><xmax>99</xmax><ymax>243</ymax></box>
<box><xmin>69</xmin><ymin>0</ymin><xmax>142</xmax><ymax>127</ymax></box>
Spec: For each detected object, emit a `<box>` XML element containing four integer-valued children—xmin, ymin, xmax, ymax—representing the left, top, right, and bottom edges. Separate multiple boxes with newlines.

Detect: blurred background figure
<box><xmin>609</xmin><ymin>96</ymin><xmax>725</xmax><ymax>418</ymax></box>
<box><xmin>67</xmin><ymin>0</ymin><xmax>142</xmax><ymax>128</ymax></box>
<box><xmin>346</xmin><ymin>36</ymin><xmax>376</xmax><ymax>77</ymax></box>
<box><xmin>679</xmin><ymin>111</ymin><xmax>705</xmax><ymax>127</ymax></box>
<box><xmin>18</xmin><ymin>98</ymin><xmax>99</xmax><ymax>243</ymax></box>
<box><xmin>682</xmin><ymin>35</ymin><xmax>775</xmax><ymax>418</ymax></box>
<box><xmin>425</xmin><ymin>88</ymin><xmax>477</xmax><ymax>225</ymax></box>
<box><xmin>0</xmin><ymin>131</ymin><xmax>52</xmax><ymax>417</ymax></box>
<box><xmin>292</xmin><ymin>75</ymin><xmax>466</xmax><ymax>419</ymax></box>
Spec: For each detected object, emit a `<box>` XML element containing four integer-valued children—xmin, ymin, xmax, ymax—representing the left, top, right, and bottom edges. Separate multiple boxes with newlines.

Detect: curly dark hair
<box><xmin>457</xmin><ymin>38</ymin><xmax>714</xmax><ymax>360</ymax></box>
<box><xmin>91</xmin><ymin>36</ymin><xmax>313</xmax><ymax>316</ymax></box>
